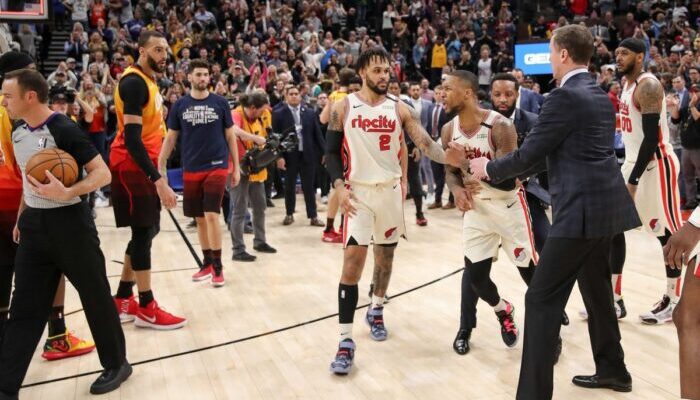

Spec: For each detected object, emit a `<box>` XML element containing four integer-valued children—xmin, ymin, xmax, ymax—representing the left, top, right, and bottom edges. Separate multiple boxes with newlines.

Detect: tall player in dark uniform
<box><xmin>111</xmin><ymin>31</ymin><xmax>186</xmax><ymax>329</ymax></box>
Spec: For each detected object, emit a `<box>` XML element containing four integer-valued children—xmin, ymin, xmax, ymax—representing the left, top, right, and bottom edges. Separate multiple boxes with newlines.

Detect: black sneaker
<box><xmin>617</xmin><ymin>298</ymin><xmax>627</xmax><ymax>319</ymax></box>
<box><xmin>561</xmin><ymin>310</ymin><xmax>570</xmax><ymax>326</ymax></box>
<box><xmin>90</xmin><ymin>362</ymin><xmax>132</xmax><ymax>394</ymax></box>
<box><xmin>253</xmin><ymin>243</ymin><xmax>277</xmax><ymax>253</ymax></box>
<box><xmin>453</xmin><ymin>328</ymin><xmax>471</xmax><ymax>355</ymax></box>
<box><xmin>495</xmin><ymin>300</ymin><xmax>519</xmax><ymax>348</ymax></box>
<box><xmin>232</xmin><ymin>252</ymin><xmax>257</xmax><ymax>262</ymax></box>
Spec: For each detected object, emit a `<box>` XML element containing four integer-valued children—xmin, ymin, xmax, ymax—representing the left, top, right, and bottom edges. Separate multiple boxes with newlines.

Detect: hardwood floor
<box><xmin>18</xmin><ymin>195</ymin><xmax>681</xmax><ymax>399</ymax></box>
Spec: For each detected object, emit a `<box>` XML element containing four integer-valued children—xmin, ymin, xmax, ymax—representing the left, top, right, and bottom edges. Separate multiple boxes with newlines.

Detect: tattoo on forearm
<box><xmin>491</xmin><ymin>117</ymin><xmax>518</xmax><ymax>160</ymax></box>
<box><xmin>636</xmin><ymin>79</ymin><xmax>663</xmax><ymax>114</ymax></box>
<box><xmin>372</xmin><ymin>245</ymin><xmax>395</xmax><ymax>296</ymax></box>
<box><xmin>403</xmin><ymin>103</ymin><xmax>446</xmax><ymax>163</ymax></box>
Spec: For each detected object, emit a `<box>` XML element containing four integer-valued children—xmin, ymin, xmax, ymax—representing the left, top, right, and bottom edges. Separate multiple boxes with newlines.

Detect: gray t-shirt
<box><xmin>12</xmin><ymin>113</ymin><xmax>98</xmax><ymax>209</ymax></box>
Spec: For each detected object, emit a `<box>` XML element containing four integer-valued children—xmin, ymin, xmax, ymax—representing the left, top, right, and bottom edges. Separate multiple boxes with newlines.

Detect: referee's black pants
<box><xmin>0</xmin><ymin>203</ymin><xmax>126</xmax><ymax>395</ymax></box>
<box><xmin>516</xmin><ymin>236</ymin><xmax>627</xmax><ymax>399</ymax></box>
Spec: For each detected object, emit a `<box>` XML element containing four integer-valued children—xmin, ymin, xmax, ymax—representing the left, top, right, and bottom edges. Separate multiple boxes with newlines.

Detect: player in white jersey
<box><xmin>326</xmin><ymin>48</ymin><xmax>465</xmax><ymax>375</ymax></box>
<box><xmin>613</xmin><ymin>38</ymin><xmax>683</xmax><ymax>324</ymax></box>
<box><xmin>440</xmin><ymin>70</ymin><xmax>540</xmax><ymax>355</ymax></box>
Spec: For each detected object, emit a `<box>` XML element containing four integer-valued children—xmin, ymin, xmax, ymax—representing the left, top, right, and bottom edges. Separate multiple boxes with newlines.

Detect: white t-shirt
<box><xmin>70</xmin><ymin>0</ymin><xmax>88</xmax><ymax>21</ymax></box>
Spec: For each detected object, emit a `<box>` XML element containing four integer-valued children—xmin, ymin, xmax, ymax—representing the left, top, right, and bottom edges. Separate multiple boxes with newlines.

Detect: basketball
<box><xmin>25</xmin><ymin>148</ymin><xmax>79</xmax><ymax>187</ymax></box>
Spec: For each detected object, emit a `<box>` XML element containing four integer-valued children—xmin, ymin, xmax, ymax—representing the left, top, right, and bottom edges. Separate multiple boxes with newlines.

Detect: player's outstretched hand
<box><xmin>337</xmin><ymin>185</ymin><xmax>357</xmax><ymax>217</ymax></box>
<box><xmin>664</xmin><ymin>222</ymin><xmax>700</xmax><ymax>269</ymax></box>
<box><xmin>469</xmin><ymin>157</ymin><xmax>490</xmax><ymax>181</ymax></box>
<box><xmin>453</xmin><ymin>187</ymin><xmax>473</xmax><ymax>212</ymax></box>
<box><xmin>155</xmin><ymin>178</ymin><xmax>178</xmax><ymax>209</ymax></box>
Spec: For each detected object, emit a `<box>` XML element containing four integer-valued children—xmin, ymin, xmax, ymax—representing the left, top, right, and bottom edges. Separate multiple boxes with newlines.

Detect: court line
<box><xmin>21</xmin><ymin>266</ymin><xmax>465</xmax><ymax>388</ymax></box>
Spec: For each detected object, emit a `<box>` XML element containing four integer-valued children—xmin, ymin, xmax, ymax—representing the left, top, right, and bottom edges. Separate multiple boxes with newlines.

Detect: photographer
<box><xmin>229</xmin><ymin>91</ymin><xmax>277</xmax><ymax>262</ymax></box>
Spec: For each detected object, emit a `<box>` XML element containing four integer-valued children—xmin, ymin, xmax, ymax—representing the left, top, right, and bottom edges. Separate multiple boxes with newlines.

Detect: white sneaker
<box><xmin>94</xmin><ymin>197</ymin><xmax>110</xmax><ymax>208</ymax></box>
<box><xmin>579</xmin><ymin>298</ymin><xmax>627</xmax><ymax>320</ymax></box>
<box><xmin>321</xmin><ymin>196</ymin><xmax>328</xmax><ymax>204</ymax></box>
<box><xmin>639</xmin><ymin>295</ymin><xmax>676</xmax><ymax>325</ymax></box>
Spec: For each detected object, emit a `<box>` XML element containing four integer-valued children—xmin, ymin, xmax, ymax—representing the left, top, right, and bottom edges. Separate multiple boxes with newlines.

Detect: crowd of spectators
<box><xmin>6</xmin><ymin>0</ymin><xmax>700</xmax><ymax>211</ymax></box>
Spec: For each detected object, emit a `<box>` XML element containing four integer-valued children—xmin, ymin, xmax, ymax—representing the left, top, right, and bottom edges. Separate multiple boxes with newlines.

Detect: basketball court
<box><xmin>18</xmin><ymin>196</ymin><xmax>681</xmax><ymax>399</ymax></box>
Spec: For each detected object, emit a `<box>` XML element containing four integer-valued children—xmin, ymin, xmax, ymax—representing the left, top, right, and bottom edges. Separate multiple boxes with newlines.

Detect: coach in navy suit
<box><xmin>272</xmin><ymin>85</ymin><xmax>326</xmax><ymax>226</ymax></box>
<box><xmin>468</xmin><ymin>26</ymin><xmax>641</xmax><ymax>399</ymax></box>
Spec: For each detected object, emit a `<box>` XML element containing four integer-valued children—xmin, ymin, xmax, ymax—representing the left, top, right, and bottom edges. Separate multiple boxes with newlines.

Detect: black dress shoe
<box><xmin>561</xmin><ymin>310</ymin><xmax>569</xmax><ymax>326</ymax></box>
<box><xmin>283</xmin><ymin>215</ymin><xmax>294</xmax><ymax>225</ymax></box>
<box><xmin>452</xmin><ymin>329</ymin><xmax>471</xmax><ymax>355</ymax></box>
<box><xmin>310</xmin><ymin>217</ymin><xmax>325</xmax><ymax>227</ymax></box>
<box><xmin>233</xmin><ymin>252</ymin><xmax>257</xmax><ymax>262</ymax></box>
<box><xmin>0</xmin><ymin>391</ymin><xmax>18</xmax><ymax>400</ymax></box>
<box><xmin>254</xmin><ymin>243</ymin><xmax>277</xmax><ymax>253</ymax></box>
<box><xmin>244</xmin><ymin>223</ymin><xmax>254</xmax><ymax>234</ymax></box>
<box><xmin>554</xmin><ymin>337</ymin><xmax>562</xmax><ymax>365</ymax></box>
<box><xmin>572</xmin><ymin>373</ymin><xmax>632</xmax><ymax>392</ymax></box>
<box><xmin>90</xmin><ymin>362</ymin><xmax>133</xmax><ymax>394</ymax></box>
<box><xmin>272</xmin><ymin>193</ymin><xmax>285</xmax><ymax>199</ymax></box>
<box><xmin>266</xmin><ymin>199</ymin><xmax>275</xmax><ymax>207</ymax></box>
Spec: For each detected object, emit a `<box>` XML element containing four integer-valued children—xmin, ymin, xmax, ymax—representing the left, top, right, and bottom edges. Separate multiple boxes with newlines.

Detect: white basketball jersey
<box><xmin>451</xmin><ymin>110</ymin><xmax>517</xmax><ymax>200</ymax></box>
<box><xmin>619</xmin><ymin>72</ymin><xmax>672</xmax><ymax>162</ymax></box>
<box><xmin>342</xmin><ymin>93</ymin><xmax>403</xmax><ymax>185</ymax></box>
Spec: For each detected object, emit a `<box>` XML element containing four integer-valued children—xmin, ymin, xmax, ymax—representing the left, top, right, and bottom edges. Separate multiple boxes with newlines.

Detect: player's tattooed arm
<box><xmin>441</xmin><ymin>121</ymin><xmax>480</xmax><ymax>207</ymax></box>
<box><xmin>491</xmin><ymin>115</ymin><xmax>518</xmax><ymax>160</ymax></box>
<box><xmin>628</xmin><ymin>78</ymin><xmax>663</xmax><ymax>186</ymax></box>
<box><xmin>399</xmin><ymin>101</ymin><xmax>448</xmax><ymax>164</ymax></box>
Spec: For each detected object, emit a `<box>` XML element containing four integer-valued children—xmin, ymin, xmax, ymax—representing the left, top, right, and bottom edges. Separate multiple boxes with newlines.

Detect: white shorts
<box><xmin>462</xmin><ymin>190</ymin><xmax>538</xmax><ymax>267</ymax></box>
<box><xmin>342</xmin><ymin>180</ymin><xmax>406</xmax><ymax>247</ymax></box>
<box><xmin>621</xmin><ymin>154</ymin><xmax>682</xmax><ymax>236</ymax></box>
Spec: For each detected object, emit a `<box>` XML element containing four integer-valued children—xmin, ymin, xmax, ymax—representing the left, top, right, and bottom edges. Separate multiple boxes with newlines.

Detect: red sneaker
<box><xmin>322</xmin><ymin>229</ymin><xmax>342</xmax><ymax>243</ymax></box>
<box><xmin>114</xmin><ymin>295</ymin><xmax>138</xmax><ymax>323</ymax></box>
<box><xmin>416</xmin><ymin>217</ymin><xmax>428</xmax><ymax>226</ymax></box>
<box><xmin>134</xmin><ymin>300</ymin><xmax>187</xmax><ymax>330</ymax></box>
<box><xmin>192</xmin><ymin>265</ymin><xmax>213</xmax><ymax>281</ymax></box>
<box><xmin>42</xmin><ymin>330</ymin><xmax>96</xmax><ymax>361</ymax></box>
<box><xmin>211</xmin><ymin>267</ymin><xmax>225</xmax><ymax>287</ymax></box>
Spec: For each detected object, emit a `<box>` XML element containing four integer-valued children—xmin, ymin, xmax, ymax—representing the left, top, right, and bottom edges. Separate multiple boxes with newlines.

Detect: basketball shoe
<box><xmin>114</xmin><ymin>295</ymin><xmax>138</xmax><ymax>323</ymax></box>
<box><xmin>212</xmin><ymin>261</ymin><xmax>225</xmax><ymax>287</ymax></box>
<box><xmin>134</xmin><ymin>300</ymin><xmax>187</xmax><ymax>330</ymax></box>
<box><xmin>322</xmin><ymin>229</ymin><xmax>342</xmax><ymax>243</ymax></box>
<box><xmin>42</xmin><ymin>330</ymin><xmax>96</xmax><ymax>360</ymax></box>
<box><xmin>496</xmin><ymin>300</ymin><xmax>518</xmax><ymax>347</ymax></box>
<box><xmin>192</xmin><ymin>265</ymin><xmax>213</xmax><ymax>281</ymax></box>
<box><xmin>365</xmin><ymin>306</ymin><xmax>387</xmax><ymax>341</ymax></box>
<box><xmin>639</xmin><ymin>295</ymin><xmax>676</xmax><ymax>325</ymax></box>
<box><xmin>330</xmin><ymin>338</ymin><xmax>355</xmax><ymax>375</ymax></box>
<box><xmin>579</xmin><ymin>298</ymin><xmax>627</xmax><ymax>320</ymax></box>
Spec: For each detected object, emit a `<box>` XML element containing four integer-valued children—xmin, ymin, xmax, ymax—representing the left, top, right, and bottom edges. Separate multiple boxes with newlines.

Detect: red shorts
<box><xmin>183</xmin><ymin>168</ymin><xmax>227</xmax><ymax>218</ymax></box>
<box><xmin>0</xmin><ymin>187</ymin><xmax>21</xmax><ymax>267</ymax></box>
<box><xmin>111</xmin><ymin>158</ymin><xmax>160</xmax><ymax>228</ymax></box>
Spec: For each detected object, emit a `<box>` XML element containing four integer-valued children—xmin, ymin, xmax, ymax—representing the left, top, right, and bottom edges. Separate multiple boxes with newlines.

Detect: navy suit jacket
<box><xmin>519</xmin><ymin>87</ymin><xmax>545</xmax><ymax>115</ymax></box>
<box><xmin>487</xmin><ymin>72</ymin><xmax>641</xmax><ymax>239</ymax></box>
<box><xmin>272</xmin><ymin>102</ymin><xmax>326</xmax><ymax>163</ymax></box>
<box><xmin>514</xmin><ymin>108</ymin><xmax>550</xmax><ymax>204</ymax></box>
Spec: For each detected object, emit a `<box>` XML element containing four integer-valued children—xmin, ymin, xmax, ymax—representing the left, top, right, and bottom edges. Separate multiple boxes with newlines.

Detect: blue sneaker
<box><xmin>365</xmin><ymin>306</ymin><xmax>388</xmax><ymax>341</ymax></box>
<box><xmin>330</xmin><ymin>339</ymin><xmax>355</xmax><ymax>375</ymax></box>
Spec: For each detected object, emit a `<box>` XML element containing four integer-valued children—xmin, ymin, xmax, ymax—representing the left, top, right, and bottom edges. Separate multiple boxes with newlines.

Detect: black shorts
<box><xmin>111</xmin><ymin>159</ymin><xmax>161</xmax><ymax>227</ymax></box>
<box><xmin>183</xmin><ymin>168</ymin><xmax>227</xmax><ymax>218</ymax></box>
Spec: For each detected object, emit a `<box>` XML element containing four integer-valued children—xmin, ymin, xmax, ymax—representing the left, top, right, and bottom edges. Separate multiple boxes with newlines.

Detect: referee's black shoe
<box><xmin>453</xmin><ymin>328</ymin><xmax>471</xmax><ymax>355</ymax></box>
<box><xmin>90</xmin><ymin>362</ymin><xmax>132</xmax><ymax>394</ymax></box>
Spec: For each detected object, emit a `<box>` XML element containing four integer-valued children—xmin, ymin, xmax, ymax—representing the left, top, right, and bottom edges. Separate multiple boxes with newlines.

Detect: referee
<box><xmin>0</xmin><ymin>70</ymin><xmax>130</xmax><ymax>397</ymax></box>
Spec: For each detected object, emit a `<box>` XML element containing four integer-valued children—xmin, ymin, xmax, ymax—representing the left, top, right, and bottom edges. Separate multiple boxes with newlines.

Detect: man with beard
<box><xmin>326</xmin><ymin>48</ymin><xmax>465</xmax><ymax>375</ymax></box>
<box><xmin>440</xmin><ymin>70</ymin><xmax>541</xmax><ymax>357</ymax></box>
<box><xmin>611</xmin><ymin>38</ymin><xmax>683</xmax><ymax>325</ymax></box>
<box><xmin>110</xmin><ymin>30</ymin><xmax>187</xmax><ymax>330</ymax></box>
<box><xmin>158</xmin><ymin>59</ymin><xmax>241</xmax><ymax>287</ymax></box>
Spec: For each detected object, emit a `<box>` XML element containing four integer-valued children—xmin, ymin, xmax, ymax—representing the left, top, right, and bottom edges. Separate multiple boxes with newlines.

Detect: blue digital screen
<box><xmin>515</xmin><ymin>42</ymin><xmax>552</xmax><ymax>75</ymax></box>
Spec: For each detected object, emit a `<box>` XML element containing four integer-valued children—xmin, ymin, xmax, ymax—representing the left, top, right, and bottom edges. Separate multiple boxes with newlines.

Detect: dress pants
<box><xmin>430</xmin><ymin>160</ymin><xmax>454</xmax><ymax>204</ymax></box>
<box><xmin>516</xmin><ymin>236</ymin><xmax>627</xmax><ymax>400</ymax></box>
<box><xmin>0</xmin><ymin>203</ymin><xmax>126</xmax><ymax>396</ymax></box>
<box><xmin>230</xmin><ymin>175</ymin><xmax>267</xmax><ymax>254</ymax></box>
<box><xmin>283</xmin><ymin>150</ymin><xmax>318</xmax><ymax>219</ymax></box>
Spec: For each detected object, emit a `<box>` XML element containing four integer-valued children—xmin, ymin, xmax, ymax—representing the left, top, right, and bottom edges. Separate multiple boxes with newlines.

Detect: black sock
<box><xmin>325</xmin><ymin>218</ymin><xmax>335</xmax><ymax>233</ymax></box>
<box><xmin>47</xmin><ymin>306</ymin><xmax>66</xmax><ymax>337</ymax></box>
<box><xmin>212</xmin><ymin>249</ymin><xmax>222</xmax><ymax>261</ymax></box>
<box><xmin>202</xmin><ymin>249</ymin><xmax>212</xmax><ymax>266</ymax></box>
<box><xmin>338</xmin><ymin>283</ymin><xmax>359</xmax><ymax>324</ymax></box>
<box><xmin>115</xmin><ymin>280</ymin><xmax>134</xmax><ymax>299</ymax></box>
<box><xmin>139</xmin><ymin>290</ymin><xmax>154</xmax><ymax>308</ymax></box>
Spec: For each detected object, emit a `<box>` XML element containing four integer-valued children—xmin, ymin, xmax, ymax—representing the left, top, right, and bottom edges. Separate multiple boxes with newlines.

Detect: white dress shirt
<box><xmin>560</xmin><ymin>67</ymin><xmax>589</xmax><ymax>87</ymax></box>
<box><xmin>289</xmin><ymin>104</ymin><xmax>303</xmax><ymax>151</ymax></box>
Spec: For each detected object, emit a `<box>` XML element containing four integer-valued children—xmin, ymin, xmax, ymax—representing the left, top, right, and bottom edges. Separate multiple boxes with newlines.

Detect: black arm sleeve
<box><xmin>119</xmin><ymin>74</ymin><xmax>161</xmax><ymax>181</ymax></box>
<box><xmin>325</xmin><ymin>129</ymin><xmax>344</xmax><ymax>184</ymax></box>
<box><xmin>124</xmin><ymin>124</ymin><xmax>161</xmax><ymax>182</ymax></box>
<box><xmin>628</xmin><ymin>113</ymin><xmax>660</xmax><ymax>185</ymax></box>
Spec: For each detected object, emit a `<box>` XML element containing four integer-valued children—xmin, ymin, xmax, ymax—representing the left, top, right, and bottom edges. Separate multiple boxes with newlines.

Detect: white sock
<box><xmin>339</xmin><ymin>323</ymin><xmax>353</xmax><ymax>341</ymax></box>
<box><xmin>611</xmin><ymin>274</ymin><xmax>622</xmax><ymax>302</ymax></box>
<box><xmin>371</xmin><ymin>294</ymin><xmax>385</xmax><ymax>309</ymax></box>
<box><xmin>493</xmin><ymin>298</ymin><xmax>507</xmax><ymax>313</ymax></box>
<box><xmin>667</xmin><ymin>277</ymin><xmax>681</xmax><ymax>302</ymax></box>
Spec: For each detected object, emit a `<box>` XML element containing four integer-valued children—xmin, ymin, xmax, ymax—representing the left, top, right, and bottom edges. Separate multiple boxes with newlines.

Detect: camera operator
<box><xmin>229</xmin><ymin>91</ymin><xmax>277</xmax><ymax>262</ymax></box>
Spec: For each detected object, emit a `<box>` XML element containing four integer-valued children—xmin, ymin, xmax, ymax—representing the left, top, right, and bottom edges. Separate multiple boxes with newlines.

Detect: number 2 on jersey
<box><xmin>379</xmin><ymin>134</ymin><xmax>391</xmax><ymax>151</ymax></box>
